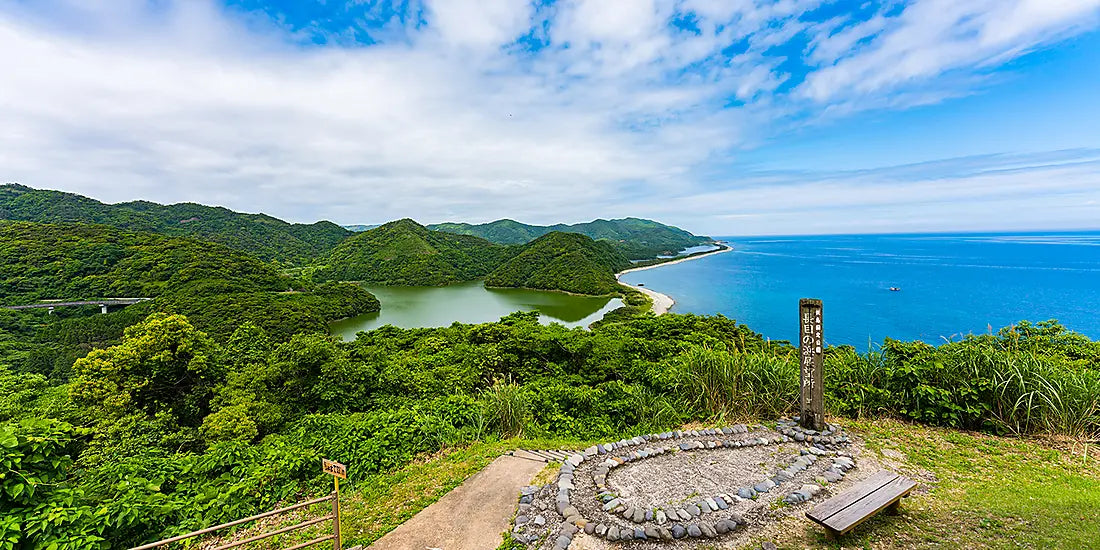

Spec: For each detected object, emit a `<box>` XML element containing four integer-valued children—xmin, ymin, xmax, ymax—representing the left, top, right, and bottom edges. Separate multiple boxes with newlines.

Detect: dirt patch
<box><xmin>607</xmin><ymin>445</ymin><xmax>799</xmax><ymax>509</ymax></box>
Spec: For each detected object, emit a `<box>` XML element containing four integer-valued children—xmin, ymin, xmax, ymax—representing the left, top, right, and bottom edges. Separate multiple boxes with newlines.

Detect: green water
<box><xmin>329</xmin><ymin>280</ymin><xmax>623</xmax><ymax>339</ymax></box>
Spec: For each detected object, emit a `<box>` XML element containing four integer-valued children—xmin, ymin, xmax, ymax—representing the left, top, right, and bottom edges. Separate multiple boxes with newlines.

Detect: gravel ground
<box><xmin>511</xmin><ymin>423</ymin><xmax>871</xmax><ymax>549</ymax></box>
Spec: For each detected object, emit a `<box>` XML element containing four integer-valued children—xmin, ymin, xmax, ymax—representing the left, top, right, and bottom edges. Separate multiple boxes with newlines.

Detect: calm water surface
<box><xmin>329</xmin><ymin>281</ymin><xmax>622</xmax><ymax>339</ymax></box>
<box><xmin>619</xmin><ymin>232</ymin><xmax>1100</xmax><ymax>346</ymax></box>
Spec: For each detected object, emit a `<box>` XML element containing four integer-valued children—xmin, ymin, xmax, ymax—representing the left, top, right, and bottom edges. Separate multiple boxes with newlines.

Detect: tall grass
<box><xmin>674</xmin><ymin>345</ymin><xmax>797</xmax><ymax>420</ymax></box>
<box><xmin>624</xmin><ymin>384</ymin><xmax>681</xmax><ymax>433</ymax></box>
<box><xmin>481</xmin><ymin>380</ymin><xmax>530</xmax><ymax>438</ymax></box>
<box><xmin>985</xmin><ymin>351</ymin><xmax>1100</xmax><ymax>439</ymax></box>
<box><xmin>674</xmin><ymin>332</ymin><xmax>1099</xmax><ymax>440</ymax></box>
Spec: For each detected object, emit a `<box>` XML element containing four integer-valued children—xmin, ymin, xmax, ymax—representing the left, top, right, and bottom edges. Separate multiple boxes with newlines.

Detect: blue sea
<box><xmin>618</xmin><ymin>232</ymin><xmax>1100</xmax><ymax>347</ymax></box>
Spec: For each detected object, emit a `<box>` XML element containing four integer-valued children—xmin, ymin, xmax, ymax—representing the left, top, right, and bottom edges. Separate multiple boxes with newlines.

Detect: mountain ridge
<box><xmin>0</xmin><ymin>183</ymin><xmax>352</xmax><ymax>264</ymax></box>
<box><xmin>427</xmin><ymin>217</ymin><xmax>711</xmax><ymax>259</ymax></box>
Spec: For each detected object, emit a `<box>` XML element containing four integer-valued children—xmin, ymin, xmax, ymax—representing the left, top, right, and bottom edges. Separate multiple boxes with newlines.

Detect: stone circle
<box><xmin>509</xmin><ymin>418</ymin><xmax>856</xmax><ymax>548</ymax></box>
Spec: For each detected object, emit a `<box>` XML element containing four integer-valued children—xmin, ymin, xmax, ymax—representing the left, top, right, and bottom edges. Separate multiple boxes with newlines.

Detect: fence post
<box><xmin>332</xmin><ymin>491</ymin><xmax>341</xmax><ymax>550</ymax></box>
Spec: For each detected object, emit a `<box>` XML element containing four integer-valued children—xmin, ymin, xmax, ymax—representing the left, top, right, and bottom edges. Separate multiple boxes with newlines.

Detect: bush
<box><xmin>481</xmin><ymin>381</ymin><xmax>530</xmax><ymax>438</ymax></box>
<box><xmin>674</xmin><ymin>345</ymin><xmax>798</xmax><ymax>420</ymax></box>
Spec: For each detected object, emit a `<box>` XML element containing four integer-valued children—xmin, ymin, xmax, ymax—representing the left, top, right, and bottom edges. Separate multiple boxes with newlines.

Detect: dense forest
<box><xmin>0</xmin><ymin>184</ymin><xmax>351</xmax><ymax>264</ymax></box>
<box><xmin>312</xmin><ymin>219</ymin><xmax>514</xmax><ymax>285</ymax></box>
<box><xmin>314</xmin><ymin>221</ymin><xmax>633</xmax><ymax>295</ymax></box>
<box><xmin>0</xmin><ymin>222</ymin><xmax>379</xmax><ymax>379</ymax></box>
<box><xmin>484</xmin><ymin>232</ymin><xmax>632</xmax><ymax>295</ymax></box>
<box><xmin>3</xmin><ymin>305</ymin><xmax>1097</xmax><ymax>548</ymax></box>
<box><xmin>428</xmin><ymin>217</ymin><xmax>713</xmax><ymax>259</ymax></box>
<box><xmin>2</xmin><ymin>185</ymin><xmax>714</xmax><ymax>297</ymax></box>
<box><xmin>2</xmin><ymin>185</ymin><xmax>715</xmax><ymax>268</ymax></box>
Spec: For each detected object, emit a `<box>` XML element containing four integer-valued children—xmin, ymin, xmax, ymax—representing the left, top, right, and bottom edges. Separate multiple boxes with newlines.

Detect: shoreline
<box><xmin>617</xmin><ymin>243</ymin><xmax>732</xmax><ymax>276</ymax></box>
<box><xmin>616</xmin><ymin>243</ymin><xmax>732</xmax><ymax>315</ymax></box>
<box><xmin>622</xmin><ymin>282</ymin><xmax>675</xmax><ymax>315</ymax></box>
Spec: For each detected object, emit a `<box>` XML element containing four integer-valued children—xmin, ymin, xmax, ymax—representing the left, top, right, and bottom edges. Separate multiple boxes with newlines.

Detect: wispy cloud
<box><xmin>629</xmin><ymin>150</ymin><xmax>1100</xmax><ymax>234</ymax></box>
<box><xmin>1</xmin><ymin>0</ymin><xmax>1098</xmax><ymax>233</ymax></box>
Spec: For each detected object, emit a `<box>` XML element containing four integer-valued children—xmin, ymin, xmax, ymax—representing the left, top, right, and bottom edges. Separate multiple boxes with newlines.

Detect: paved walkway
<box><xmin>369</xmin><ymin>451</ymin><xmax>547</xmax><ymax>550</ymax></box>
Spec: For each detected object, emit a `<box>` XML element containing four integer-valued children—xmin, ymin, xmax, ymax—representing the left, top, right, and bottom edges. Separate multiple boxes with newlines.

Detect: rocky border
<box><xmin>510</xmin><ymin>418</ymin><xmax>856</xmax><ymax>549</ymax></box>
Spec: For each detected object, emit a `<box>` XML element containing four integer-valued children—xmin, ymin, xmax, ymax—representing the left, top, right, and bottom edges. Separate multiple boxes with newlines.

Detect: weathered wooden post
<box><xmin>323</xmin><ymin>458</ymin><xmax>346</xmax><ymax>550</ymax></box>
<box><xmin>799</xmin><ymin>298</ymin><xmax>824</xmax><ymax>431</ymax></box>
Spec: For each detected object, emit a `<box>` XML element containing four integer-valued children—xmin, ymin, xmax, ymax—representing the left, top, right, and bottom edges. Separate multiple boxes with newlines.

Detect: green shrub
<box><xmin>674</xmin><ymin>345</ymin><xmax>798</xmax><ymax>420</ymax></box>
<box><xmin>481</xmin><ymin>381</ymin><xmax>530</xmax><ymax>439</ymax></box>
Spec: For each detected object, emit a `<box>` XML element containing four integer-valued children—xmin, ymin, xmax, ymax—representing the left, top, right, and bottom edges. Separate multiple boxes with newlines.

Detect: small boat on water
<box><xmin>637</xmin><ymin>283</ymin><xmax>645</xmax><ymax>287</ymax></box>
<box><xmin>889</xmin><ymin>287</ymin><xmax>901</xmax><ymax>292</ymax></box>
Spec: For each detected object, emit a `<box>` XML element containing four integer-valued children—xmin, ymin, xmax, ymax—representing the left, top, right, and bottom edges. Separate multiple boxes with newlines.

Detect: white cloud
<box><xmin>621</xmin><ymin>151</ymin><xmax>1100</xmax><ymax>235</ymax></box>
<box><xmin>424</xmin><ymin>0</ymin><xmax>533</xmax><ymax>49</ymax></box>
<box><xmin>0</xmin><ymin>0</ymin><xmax>1098</xmax><ymax>234</ymax></box>
<box><xmin>800</xmin><ymin>0</ymin><xmax>1100</xmax><ymax>102</ymax></box>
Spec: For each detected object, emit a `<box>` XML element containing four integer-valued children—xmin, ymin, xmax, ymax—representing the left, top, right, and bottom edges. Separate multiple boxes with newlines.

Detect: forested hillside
<box><xmin>315</xmin><ymin>222</ymin><xmax>634</xmax><ymax>295</ymax></box>
<box><xmin>0</xmin><ymin>184</ymin><xmax>351</xmax><ymax>263</ymax></box>
<box><xmin>0</xmin><ymin>221</ymin><xmax>377</xmax><ymax>349</ymax></box>
<box><xmin>429</xmin><ymin>217</ymin><xmax>712</xmax><ymax>259</ymax></box>
<box><xmin>485</xmin><ymin>232</ymin><xmax>631</xmax><ymax>295</ymax></box>
<box><xmin>312</xmin><ymin>219</ymin><xmax>515</xmax><ymax>285</ymax></box>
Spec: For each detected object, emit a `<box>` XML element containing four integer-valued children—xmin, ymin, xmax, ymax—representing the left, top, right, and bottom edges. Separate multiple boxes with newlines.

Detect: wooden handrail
<box><xmin>210</xmin><ymin>515</ymin><xmax>333</xmax><ymax>550</ymax></box>
<box><xmin>283</xmin><ymin>535</ymin><xmax>337</xmax><ymax>550</ymax></box>
<box><xmin>129</xmin><ymin>493</ymin><xmax>336</xmax><ymax>550</ymax></box>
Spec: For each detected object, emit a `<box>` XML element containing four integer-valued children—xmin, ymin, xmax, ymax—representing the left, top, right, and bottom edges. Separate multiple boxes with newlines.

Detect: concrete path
<box><xmin>369</xmin><ymin>452</ymin><xmax>547</xmax><ymax>550</ymax></box>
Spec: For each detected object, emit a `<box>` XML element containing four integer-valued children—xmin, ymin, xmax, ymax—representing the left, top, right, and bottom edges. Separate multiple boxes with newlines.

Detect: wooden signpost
<box><xmin>323</xmin><ymin>459</ymin><xmax>346</xmax><ymax>550</ymax></box>
<box><xmin>799</xmin><ymin>298</ymin><xmax>825</xmax><ymax>431</ymax></box>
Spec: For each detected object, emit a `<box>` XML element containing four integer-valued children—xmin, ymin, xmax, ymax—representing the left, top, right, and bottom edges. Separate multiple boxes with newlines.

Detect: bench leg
<box><xmin>885</xmin><ymin>500</ymin><xmax>901</xmax><ymax>515</ymax></box>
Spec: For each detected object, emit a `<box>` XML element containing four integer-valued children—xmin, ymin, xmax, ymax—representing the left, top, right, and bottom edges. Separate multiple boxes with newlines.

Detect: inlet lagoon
<box><xmin>329</xmin><ymin>280</ymin><xmax>623</xmax><ymax>338</ymax></box>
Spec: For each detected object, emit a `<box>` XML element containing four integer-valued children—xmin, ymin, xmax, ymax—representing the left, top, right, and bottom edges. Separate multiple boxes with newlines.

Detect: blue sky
<box><xmin>1</xmin><ymin>0</ymin><xmax>1099</xmax><ymax>235</ymax></box>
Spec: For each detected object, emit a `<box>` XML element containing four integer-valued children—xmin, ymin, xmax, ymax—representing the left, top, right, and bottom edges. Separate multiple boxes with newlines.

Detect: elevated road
<box><xmin>3</xmin><ymin>298</ymin><xmax>151</xmax><ymax>313</ymax></box>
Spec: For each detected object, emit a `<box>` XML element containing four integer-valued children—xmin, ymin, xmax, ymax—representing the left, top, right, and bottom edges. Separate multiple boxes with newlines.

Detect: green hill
<box><xmin>429</xmin><ymin>219</ymin><xmax>546</xmax><ymax>244</ymax></box>
<box><xmin>0</xmin><ymin>184</ymin><xmax>352</xmax><ymax>263</ymax></box>
<box><xmin>0</xmin><ymin>221</ymin><xmax>378</xmax><ymax>340</ymax></box>
<box><xmin>428</xmin><ymin>217</ymin><xmax>711</xmax><ymax>259</ymax></box>
<box><xmin>313</xmin><ymin>219</ymin><xmax>514</xmax><ymax>285</ymax></box>
<box><xmin>484</xmin><ymin>232</ymin><xmax>631</xmax><ymax>295</ymax></box>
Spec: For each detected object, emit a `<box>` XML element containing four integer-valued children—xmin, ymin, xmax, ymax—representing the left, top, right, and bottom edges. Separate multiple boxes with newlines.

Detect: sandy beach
<box><xmin>616</xmin><ymin>244</ymin><xmax>731</xmax><ymax>315</ymax></box>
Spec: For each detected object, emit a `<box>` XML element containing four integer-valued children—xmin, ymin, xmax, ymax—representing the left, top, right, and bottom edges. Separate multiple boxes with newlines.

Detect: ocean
<box><xmin>617</xmin><ymin>232</ymin><xmax>1100</xmax><ymax>347</ymax></box>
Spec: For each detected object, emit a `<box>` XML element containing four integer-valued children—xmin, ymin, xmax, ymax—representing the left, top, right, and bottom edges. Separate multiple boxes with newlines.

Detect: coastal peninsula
<box><xmin>616</xmin><ymin>242</ymin><xmax>732</xmax><ymax>315</ymax></box>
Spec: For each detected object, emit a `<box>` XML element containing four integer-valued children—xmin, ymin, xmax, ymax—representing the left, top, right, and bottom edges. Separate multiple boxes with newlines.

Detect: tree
<box><xmin>70</xmin><ymin>313</ymin><xmax>221</xmax><ymax>427</ymax></box>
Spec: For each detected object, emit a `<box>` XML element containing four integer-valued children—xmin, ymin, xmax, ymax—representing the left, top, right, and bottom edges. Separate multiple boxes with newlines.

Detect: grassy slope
<box><xmin>229</xmin><ymin>419</ymin><xmax>1098</xmax><ymax>549</ymax></box>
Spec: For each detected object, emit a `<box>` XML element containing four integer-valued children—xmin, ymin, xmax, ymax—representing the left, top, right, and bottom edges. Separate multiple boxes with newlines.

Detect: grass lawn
<box><xmin>758</xmin><ymin>419</ymin><xmax>1099</xmax><ymax>549</ymax></box>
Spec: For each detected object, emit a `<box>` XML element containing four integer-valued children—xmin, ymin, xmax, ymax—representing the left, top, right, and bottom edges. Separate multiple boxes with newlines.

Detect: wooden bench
<box><xmin>806</xmin><ymin>470</ymin><xmax>916</xmax><ymax>537</ymax></box>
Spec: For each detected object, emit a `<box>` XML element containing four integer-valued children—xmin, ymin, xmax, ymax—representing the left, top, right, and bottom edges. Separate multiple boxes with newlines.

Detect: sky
<box><xmin>1</xmin><ymin>0</ymin><xmax>1099</xmax><ymax>236</ymax></box>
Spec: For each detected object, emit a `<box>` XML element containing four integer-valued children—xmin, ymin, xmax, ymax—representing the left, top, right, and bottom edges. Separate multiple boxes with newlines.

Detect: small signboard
<box><xmin>799</xmin><ymin>298</ymin><xmax>825</xmax><ymax>431</ymax></box>
<box><xmin>322</xmin><ymin>458</ymin><xmax>347</xmax><ymax>479</ymax></box>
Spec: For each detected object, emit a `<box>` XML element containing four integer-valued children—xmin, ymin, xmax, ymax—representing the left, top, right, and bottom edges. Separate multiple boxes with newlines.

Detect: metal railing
<box><xmin>130</xmin><ymin>492</ymin><xmax>341</xmax><ymax>550</ymax></box>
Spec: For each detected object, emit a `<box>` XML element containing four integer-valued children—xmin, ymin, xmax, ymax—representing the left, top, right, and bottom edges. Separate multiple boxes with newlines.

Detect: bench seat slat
<box><xmin>806</xmin><ymin>470</ymin><xmax>897</xmax><ymax>522</ymax></box>
<box><xmin>823</xmin><ymin>476</ymin><xmax>917</xmax><ymax>534</ymax></box>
